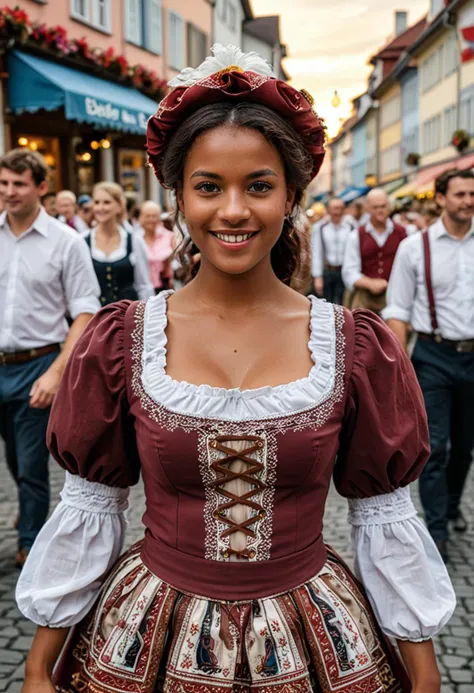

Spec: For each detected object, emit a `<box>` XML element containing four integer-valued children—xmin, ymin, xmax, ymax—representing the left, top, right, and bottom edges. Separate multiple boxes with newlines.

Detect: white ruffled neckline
<box><xmin>140</xmin><ymin>291</ymin><xmax>338</xmax><ymax>421</ymax></box>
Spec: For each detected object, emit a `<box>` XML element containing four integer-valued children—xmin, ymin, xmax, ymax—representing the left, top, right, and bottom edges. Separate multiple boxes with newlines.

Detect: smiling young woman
<box><xmin>17</xmin><ymin>45</ymin><xmax>454</xmax><ymax>693</ymax></box>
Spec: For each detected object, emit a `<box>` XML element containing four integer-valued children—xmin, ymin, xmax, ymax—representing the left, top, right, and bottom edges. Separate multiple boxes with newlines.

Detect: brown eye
<box><xmin>196</xmin><ymin>182</ymin><xmax>220</xmax><ymax>193</ymax></box>
<box><xmin>249</xmin><ymin>182</ymin><xmax>272</xmax><ymax>193</ymax></box>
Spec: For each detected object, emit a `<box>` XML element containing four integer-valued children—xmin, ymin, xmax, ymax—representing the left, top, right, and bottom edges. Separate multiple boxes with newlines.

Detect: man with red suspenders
<box><xmin>342</xmin><ymin>188</ymin><xmax>406</xmax><ymax>314</ymax></box>
<box><xmin>384</xmin><ymin>169</ymin><xmax>474</xmax><ymax>562</ymax></box>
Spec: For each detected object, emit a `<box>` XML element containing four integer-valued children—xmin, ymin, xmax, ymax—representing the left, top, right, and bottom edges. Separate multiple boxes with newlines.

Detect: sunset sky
<box><xmin>251</xmin><ymin>0</ymin><xmax>429</xmax><ymax>136</ymax></box>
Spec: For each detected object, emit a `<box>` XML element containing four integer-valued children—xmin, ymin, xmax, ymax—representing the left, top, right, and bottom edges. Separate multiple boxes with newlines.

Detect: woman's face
<box><xmin>179</xmin><ymin>125</ymin><xmax>295</xmax><ymax>277</ymax></box>
<box><xmin>93</xmin><ymin>189</ymin><xmax>122</xmax><ymax>225</ymax></box>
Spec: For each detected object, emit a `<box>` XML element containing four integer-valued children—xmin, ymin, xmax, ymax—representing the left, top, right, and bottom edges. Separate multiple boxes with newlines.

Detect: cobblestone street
<box><xmin>0</xmin><ymin>443</ymin><xmax>472</xmax><ymax>692</ymax></box>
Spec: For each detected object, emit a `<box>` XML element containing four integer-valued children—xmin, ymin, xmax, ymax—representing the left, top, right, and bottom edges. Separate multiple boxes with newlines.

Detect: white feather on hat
<box><xmin>167</xmin><ymin>43</ymin><xmax>275</xmax><ymax>89</ymax></box>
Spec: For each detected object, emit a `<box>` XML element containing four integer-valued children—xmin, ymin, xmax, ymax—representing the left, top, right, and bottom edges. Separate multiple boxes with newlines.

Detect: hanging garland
<box><xmin>0</xmin><ymin>5</ymin><xmax>167</xmax><ymax>100</ymax></box>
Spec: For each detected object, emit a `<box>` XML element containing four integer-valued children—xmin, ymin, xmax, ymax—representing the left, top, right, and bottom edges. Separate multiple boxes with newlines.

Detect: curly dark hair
<box><xmin>161</xmin><ymin>102</ymin><xmax>315</xmax><ymax>285</ymax></box>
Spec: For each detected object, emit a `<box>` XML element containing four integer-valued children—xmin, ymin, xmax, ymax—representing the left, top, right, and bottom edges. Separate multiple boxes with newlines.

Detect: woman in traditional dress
<box><xmin>18</xmin><ymin>45</ymin><xmax>454</xmax><ymax>693</ymax></box>
<box><xmin>83</xmin><ymin>182</ymin><xmax>154</xmax><ymax>306</ymax></box>
<box><xmin>139</xmin><ymin>200</ymin><xmax>175</xmax><ymax>293</ymax></box>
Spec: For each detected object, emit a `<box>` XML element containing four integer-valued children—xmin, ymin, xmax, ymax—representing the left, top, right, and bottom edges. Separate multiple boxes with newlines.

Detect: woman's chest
<box><xmin>165</xmin><ymin>315</ymin><xmax>315</xmax><ymax>391</ymax></box>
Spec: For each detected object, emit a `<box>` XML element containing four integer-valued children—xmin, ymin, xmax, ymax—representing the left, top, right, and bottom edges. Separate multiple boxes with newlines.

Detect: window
<box><xmin>169</xmin><ymin>11</ymin><xmax>185</xmax><ymax>71</ymax></box>
<box><xmin>125</xmin><ymin>0</ymin><xmax>142</xmax><ymax>44</ymax></box>
<box><xmin>187</xmin><ymin>23</ymin><xmax>207</xmax><ymax>69</ymax></box>
<box><xmin>403</xmin><ymin>127</ymin><xmax>419</xmax><ymax>156</ymax></box>
<box><xmin>93</xmin><ymin>0</ymin><xmax>110</xmax><ymax>31</ymax></box>
<box><xmin>381</xmin><ymin>144</ymin><xmax>400</xmax><ymax>176</ymax></box>
<box><xmin>461</xmin><ymin>96</ymin><xmax>474</xmax><ymax>134</ymax></box>
<box><xmin>423</xmin><ymin>114</ymin><xmax>442</xmax><ymax>154</ymax></box>
<box><xmin>71</xmin><ymin>0</ymin><xmax>111</xmax><ymax>32</ymax></box>
<box><xmin>444</xmin><ymin>32</ymin><xmax>459</xmax><ymax>76</ymax></box>
<box><xmin>71</xmin><ymin>0</ymin><xmax>89</xmax><ymax>21</ymax></box>
<box><xmin>421</xmin><ymin>46</ymin><xmax>442</xmax><ymax>92</ymax></box>
<box><xmin>444</xmin><ymin>105</ymin><xmax>457</xmax><ymax>146</ymax></box>
<box><xmin>380</xmin><ymin>94</ymin><xmax>401</xmax><ymax>130</ymax></box>
<box><xmin>145</xmin><ymin>0</ymin><xmax>162</xmax><ymax>54</ymax></box>
<box><xmin>402</xmin><ymin>76</ymin><xmax>418</xmax><ymax>116</ymax></box>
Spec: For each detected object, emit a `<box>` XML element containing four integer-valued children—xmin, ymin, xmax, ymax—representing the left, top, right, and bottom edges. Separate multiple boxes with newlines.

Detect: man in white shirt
<box><xmin>0</xmin><ymin>149</ymin><xmax>100</xmax><ymax>567</ymax></box>
<box><xmin>311</xmin><ymin>198</ymin><xmax>352</xmax><ymax>304</ymax></box>
<box><xmin>342</xmin><ymin>189</ymin><xmax>406</xmax><ymax>314</ymax></box>
<box><xmin>383</xmin><ymin>169</ymin><xmax>474</xmax><ymax>562</ymax></box>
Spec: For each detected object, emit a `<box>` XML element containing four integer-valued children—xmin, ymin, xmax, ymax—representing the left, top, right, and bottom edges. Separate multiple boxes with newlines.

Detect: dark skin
<box><xmin>23</xmin><ymin>124</ymin><xmax>440</xmax><ymax>693</ymax></box>
<box><xmin>167</xmin><ymin>125</ymin><xmax>314</xmax><ymax>390</ymax></box>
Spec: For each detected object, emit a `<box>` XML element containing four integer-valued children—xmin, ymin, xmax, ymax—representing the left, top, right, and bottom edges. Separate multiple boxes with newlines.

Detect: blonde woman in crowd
<box><xmin>139</xmin><ymin>200</ymin><xmax>175</xmax><ymax>292</ymax></box>
<box><xmin>82</xmin><ymin>182</ymin><xmax>154</xmax><ymax>306</ymax></box>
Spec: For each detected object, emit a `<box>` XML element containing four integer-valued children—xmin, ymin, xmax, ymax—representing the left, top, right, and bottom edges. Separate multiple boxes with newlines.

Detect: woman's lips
<box><xmin>209</xmin><ymin>230</ymin><xmax>260</xmax><ymax>251</ymax></box>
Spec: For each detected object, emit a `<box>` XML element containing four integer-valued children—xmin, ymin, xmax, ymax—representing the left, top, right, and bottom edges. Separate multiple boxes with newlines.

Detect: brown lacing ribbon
<box><xmin>209</xmin><ymin>434</ymin><xmax>266</xmax><ymax>560</ymax></box>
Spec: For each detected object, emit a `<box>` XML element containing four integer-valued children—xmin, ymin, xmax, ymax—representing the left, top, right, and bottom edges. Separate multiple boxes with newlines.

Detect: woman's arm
<box><xmin>23</xmin><ymin>626</ymin><xmax>69</xmax><ymax>691</ymax></box>
<box><xmin>397</xmin><ymin>640</ymin><xmax>441</xmax><ymax>693</ymax></box>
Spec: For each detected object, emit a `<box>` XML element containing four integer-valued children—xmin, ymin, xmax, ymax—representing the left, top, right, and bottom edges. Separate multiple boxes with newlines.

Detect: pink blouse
<box><xmin>144</xmin><ymin>225</ymin><xmax>174</xmax><ymax>289</ymax></box>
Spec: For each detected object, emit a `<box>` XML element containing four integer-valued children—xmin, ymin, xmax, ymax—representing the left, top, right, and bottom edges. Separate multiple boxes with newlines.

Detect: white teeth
<box><xmin>215</xmin><ymin>233</ymin><xmax>253</xmax><ymax>243</ymax></box>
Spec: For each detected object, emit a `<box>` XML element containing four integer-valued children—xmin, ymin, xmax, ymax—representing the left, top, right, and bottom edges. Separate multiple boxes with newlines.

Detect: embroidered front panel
<box><xmin>130</xmin><ymin>300</ymin><xmax>347</xmax><ymax>435</ymax></box>
<box><xmin>200</xmin><ymin>433</ymin><xmax>277</xmax><ymax>562</ymax></box>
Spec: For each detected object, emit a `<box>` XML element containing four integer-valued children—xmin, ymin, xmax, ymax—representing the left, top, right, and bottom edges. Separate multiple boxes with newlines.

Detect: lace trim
<box><xmin>347</xmin><ymin>487</ymin><xmax>417</xmax><ymax>527</ymax></box>
<box><xmin>61</xmin><ymin>472</ymin><xmax>130</xmax><ymax>514</ymax></box>
<box><xmin>132</xmin><ymin>297</ymin><xmax>347</xmax><ymax>434</ymax></box>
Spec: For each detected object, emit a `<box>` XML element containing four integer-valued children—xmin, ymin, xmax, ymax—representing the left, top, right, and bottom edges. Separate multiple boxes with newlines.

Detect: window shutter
<box><xmin>125</xmin><ymin>0</ymin><xmax>142</xmax><ymax>44</ymax></box>
<box><xmin>145</xmin><ymin>0</ymin><xmax>162</xmax><ymax>54</ymax></box>
<box><xmin>92</xmin><ymin>0</ymin><xmax>111</xmax><ymax>31</ymax></box>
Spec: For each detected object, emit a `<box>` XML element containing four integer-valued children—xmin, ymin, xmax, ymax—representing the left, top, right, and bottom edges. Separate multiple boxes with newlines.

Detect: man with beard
<box><xmin>384</xmin><ymin>169</ymin><xmax>474</xmax><ymax>562</ymax></box>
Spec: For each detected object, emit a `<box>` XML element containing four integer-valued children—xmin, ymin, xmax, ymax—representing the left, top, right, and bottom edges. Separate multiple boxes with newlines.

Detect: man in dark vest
<box><xmin>310</xmin><ymin>198</ymin><xmax>352</xmax><ymax>304</ymax></box>
<box><xmin>384</xmin><ymin>169</ymin><xmax>474</xmax><ymax>563</ymax></box>
<box><xmin>342</xmin><ymin>189</ymin><xmax>406</xmax><ymax>313</ymax></box>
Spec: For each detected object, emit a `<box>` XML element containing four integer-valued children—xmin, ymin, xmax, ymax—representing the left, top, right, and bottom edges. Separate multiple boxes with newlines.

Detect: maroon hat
<box><xmin>146</xmin><ymin>67</ymin><xmax>326</xmax><ymax>188</ymax></box>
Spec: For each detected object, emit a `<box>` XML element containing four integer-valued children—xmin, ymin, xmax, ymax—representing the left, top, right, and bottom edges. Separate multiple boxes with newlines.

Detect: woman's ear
<box><xmin>286</xmin><ymin>183</ymin><xmax>296</xmax><ymax>213</ymax></box>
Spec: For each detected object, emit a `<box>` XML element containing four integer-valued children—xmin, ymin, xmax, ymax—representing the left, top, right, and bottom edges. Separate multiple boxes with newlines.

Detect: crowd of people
<box><xmin>0</xmin><ymin>41</ymin><xmax>468</xmax><ymax>693</ymax></box>
<box><xmin>309</xmin><ymin>172</ymin><xmax>474</xmax><ymax>562</ymax></box>
<box><xmin>0</xmin><ymin>148</ymin><xmax>176</xmax><ymax>569</ymax></box>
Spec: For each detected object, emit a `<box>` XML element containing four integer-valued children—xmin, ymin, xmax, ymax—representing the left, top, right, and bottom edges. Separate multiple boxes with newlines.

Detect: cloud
<box><xmin>250</xmin><ymin>0</ymin><xmax>429</xmax><ymax>135</ymax></box>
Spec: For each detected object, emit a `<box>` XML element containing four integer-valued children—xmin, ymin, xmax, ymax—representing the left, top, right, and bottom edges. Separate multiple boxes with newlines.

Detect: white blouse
<box><xmin>84</xmin><ymin>227</ymin><xmax>154</xmax><ymax>301</ymax></box>
<box><xmin>16</xmin><ymin>293</ymin><xmax>456</xmax><ymax>638</ymax></box>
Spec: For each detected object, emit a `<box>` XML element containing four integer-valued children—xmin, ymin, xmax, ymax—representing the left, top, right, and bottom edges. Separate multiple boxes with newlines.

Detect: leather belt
<box><xmin>324</xmin><ymin>265</ymin><xmax>342</xmax><ymax>272</ymax></box>
<box><xmin>0</xmin><ymin>343</ymin><xmax>61</xmax><ymax>365</ymax></box>
<box><xmin>417</xmin><ymin>333</ymin><xmax>474</xmax><ymax>354</ymax></box>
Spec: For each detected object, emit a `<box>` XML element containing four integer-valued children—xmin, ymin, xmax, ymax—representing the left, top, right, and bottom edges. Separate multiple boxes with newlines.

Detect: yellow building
<box><xmin>416</xmin><ymin>28</ymin><xmax>459</xmax><ymax>168</ymax></box>
<box><xmin>378</xmin><ymin>83</ymin><xmax>402</xmax><ymax>184</ymax></box>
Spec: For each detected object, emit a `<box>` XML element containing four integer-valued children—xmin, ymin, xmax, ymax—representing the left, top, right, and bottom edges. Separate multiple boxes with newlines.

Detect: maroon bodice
<box><xmin>47</xmin><ymin>296</ymin><xmax>429</xmax><ymax>602</ymax></box>
<box><xmin>359</xmin><ymin>223</ymin><xmax>406</xmax><ymax>281</ymax></box>
<box><xmin>124</xmin><ymin>301</ymin><xmax>350</xmax><ymax>599</ymax></box>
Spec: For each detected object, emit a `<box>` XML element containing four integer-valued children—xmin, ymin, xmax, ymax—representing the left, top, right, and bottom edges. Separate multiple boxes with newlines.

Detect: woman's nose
<box><xmin>217</xmin><ymin>191</ymin><xmax>251</xmax><ymax>225</ymax></box>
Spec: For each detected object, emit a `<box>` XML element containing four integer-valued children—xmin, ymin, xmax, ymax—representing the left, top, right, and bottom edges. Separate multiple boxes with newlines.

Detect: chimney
<box><xmin>395</xmin><ymin>11</ymin><xmax>408</xmax><ymax>36</ymax></box>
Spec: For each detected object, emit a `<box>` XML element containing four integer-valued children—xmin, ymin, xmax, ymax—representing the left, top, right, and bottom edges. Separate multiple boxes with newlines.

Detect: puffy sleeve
<box><xmin>16</xmin><ymin>302</ymin><xmax>141</xmax><ymax>627</ymax></box>
<box><xmin>334</xmin><ymin>310</ymin><xmax>455</xmax><ymax>641</ymax></box>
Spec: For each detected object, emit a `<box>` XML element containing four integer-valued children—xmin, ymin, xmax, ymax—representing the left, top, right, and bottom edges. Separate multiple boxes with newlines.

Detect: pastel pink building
<box><xmin>2</xmin><ymin>0</ymin><xmax>212</xmax><ymax>201</ymax></box>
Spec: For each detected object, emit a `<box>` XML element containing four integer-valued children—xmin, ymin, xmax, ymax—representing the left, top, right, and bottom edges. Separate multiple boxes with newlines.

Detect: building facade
<box><xmin>1</xmin><ymin>0</ymin><xmax>212</xmax><ymax>203</ymax></box>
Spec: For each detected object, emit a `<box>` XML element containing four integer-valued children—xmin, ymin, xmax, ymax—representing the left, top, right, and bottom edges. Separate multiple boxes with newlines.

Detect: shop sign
<box><xmin>85</xmin><ymin>97</ymin><xmax>149</xmax><ymax>131</ymax></box>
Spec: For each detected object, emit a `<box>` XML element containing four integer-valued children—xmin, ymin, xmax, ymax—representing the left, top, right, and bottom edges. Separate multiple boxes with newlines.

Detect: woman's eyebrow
<box><xmin>247</xmin><ymin>169</ymin><xmax>277</xmax><ymax>179</ymax></box>
<box><xmin>190</xmin><ymin>170</ymin><xmax>222</xmax><ymax>179</ymax></box>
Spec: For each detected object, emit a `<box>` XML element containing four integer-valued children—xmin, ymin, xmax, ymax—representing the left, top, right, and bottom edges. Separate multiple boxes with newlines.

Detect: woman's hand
<box><xmin>22</xmin><ymin>675</ymin><xmax>56</xmax><ymax>693</ymax></box>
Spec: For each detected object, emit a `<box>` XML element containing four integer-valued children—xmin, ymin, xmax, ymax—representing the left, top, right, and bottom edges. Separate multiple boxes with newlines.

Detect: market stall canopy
<box><xmin>7</xmin><ymin>50</ymin><xmax>159</xmax><ymax>135</ymax></box>
<box><xmin>382</xmin><ymin>177</ymin><xmax>406</xmax><ymax>195</ymax></box>
<box><xmin>414</xmin><ymin>152</ymin><xmax>474</xmax><ymax>191</ymax></box>
<box><xmin>339</xmin><ymin>186</ymin><xmax>370</xmax><ymax>203</ymax></box>
<box><xmin>394</xmin><ymin>181</ymin><xmax>416</xmax><ymax>198</ymax></box>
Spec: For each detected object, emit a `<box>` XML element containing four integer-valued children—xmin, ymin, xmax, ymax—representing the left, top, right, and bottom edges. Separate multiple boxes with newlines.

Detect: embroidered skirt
<box><xmin>53</xmin><ymin>541</ymin><xmax>410</xmax><ymax>693</ymax></box>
